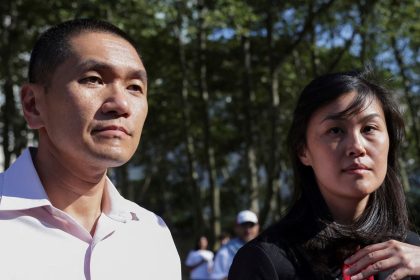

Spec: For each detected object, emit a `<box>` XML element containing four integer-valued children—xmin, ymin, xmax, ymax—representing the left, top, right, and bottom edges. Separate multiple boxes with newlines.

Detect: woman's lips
<box><xmin>342</xmin><ymin>163</ymin><xmax>370</xmax><ymax>175</ymax></box>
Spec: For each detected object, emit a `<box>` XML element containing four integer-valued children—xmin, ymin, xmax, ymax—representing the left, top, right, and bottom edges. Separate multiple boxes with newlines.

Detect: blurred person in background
<box><xmin>210</xmin><ymin>210</ymin><xmax>259</xmax><ymax>280</ymax></box>
<box><xmin>218</xmin><ymin>231</ymin><xmax>231</xmax><ymax>247</ymax></box>
<box><xmin>185</xmin><ymin>235</ymin><xmax>214</xmax><ymax>280</ymax></box>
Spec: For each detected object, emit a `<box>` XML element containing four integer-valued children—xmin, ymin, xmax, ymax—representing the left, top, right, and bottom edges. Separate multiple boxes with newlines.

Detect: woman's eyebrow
<box><xmin>321</xmin><ymin>113</ymin><xmax>382</xmax><ymax>124</ymax></box>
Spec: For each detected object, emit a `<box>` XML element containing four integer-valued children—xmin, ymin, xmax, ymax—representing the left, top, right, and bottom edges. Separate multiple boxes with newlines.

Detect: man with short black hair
<box><xmin>210</xmin><ymin>210</ymin><xmax>259</xmax><ymax>279</ymax></box>
<box><xmin>0</xmin><ymin>19</ymin><xmax>180</xmax><ymax>279</ymax></box>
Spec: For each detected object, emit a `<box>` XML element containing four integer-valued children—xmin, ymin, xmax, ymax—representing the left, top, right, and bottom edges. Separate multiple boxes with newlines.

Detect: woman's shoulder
<box><xmin>229</xmin><ymin>240</ymin><xmax>297</xmax><ymax>280</ymax></box>
<box><xmin>405</xmin><ymin>230</ymin><xmax>420</xmax><ymax>245</ymax></box>
<box><xmin>228</xmin><ymin>222</ymin><xmax>303</xmax><ymax>280</ymax></box>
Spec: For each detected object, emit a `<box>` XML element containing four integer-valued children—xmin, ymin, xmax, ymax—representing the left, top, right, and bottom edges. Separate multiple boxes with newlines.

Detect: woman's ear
<box><xmin>20</xmin><ymin>83</ymin><xmax>45</xmax><ymax>129</ymax></box>
<box><xmin>298</xmin><ymin>145</ymin><xmax>312</xmax><ymax>166</ymax></box>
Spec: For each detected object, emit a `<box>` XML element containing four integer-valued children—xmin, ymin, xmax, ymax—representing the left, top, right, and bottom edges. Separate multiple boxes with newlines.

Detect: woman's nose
<box><xmin>345</xmin><ymin>131</ymin><xmax>366</xmax><ymax>157</ymax></box>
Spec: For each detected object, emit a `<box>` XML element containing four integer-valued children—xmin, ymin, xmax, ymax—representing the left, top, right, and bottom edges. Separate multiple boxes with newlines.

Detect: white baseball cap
<box><xmin>236</xmin><ymin>210</ymin><xmax>258</xmax><ymax>224</ymax></box>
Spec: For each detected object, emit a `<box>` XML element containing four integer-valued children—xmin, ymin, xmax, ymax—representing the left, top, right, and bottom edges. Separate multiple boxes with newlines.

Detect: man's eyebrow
<box><xmin>129</xmin><ymin>69</ymin><xmax>148</xmax><ymax>83</ymax></box>
<box><xmin>77</xmin><ymin>59</ymin><xmax>147</xmax><ymax>83</ymax></box>
<box><xmin>321</xmin><ymin>113</ymin><xmax>383</xmax><ymax>123</ymax></box>
<box><xmin>77</xmin><ymin>59</ymin><xmax>112</xmax><ymax>72</ymax></box>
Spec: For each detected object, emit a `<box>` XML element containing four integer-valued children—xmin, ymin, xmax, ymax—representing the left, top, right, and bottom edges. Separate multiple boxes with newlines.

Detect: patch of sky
<box><xmin>226</xmin><ymin>152</ymin><xmax>241</xmax><ymax>174</ymax></box>
<box><xmin>275</xmin><ymin>8</ymin><xmax>297</xmax><ymax>32</ymax></box>
<box><xmin>251</xmin><ymin>28</ymin><xmax>267</xmax><ymax>37</ymax></box>
<box><xmin>3</xmin><ymin>15</ymin><xmax>11</xmax><ymax>27</ymax></box>
<box><xmin>208</xmin><ymin>28</ymin><xmax>236</xmax><ymax>41</ymax></box>
<box><xmin>179</xmin><ymin>26</ymin><xmax>191</xmax><ymax>43</ymax></box>
<box><xmin>395</xmin><ymin>38</ymin><xmax>416</xmax><ymax>66</ymax></box>
<box><xmin>375</xmin><ymin>49</ymin><xmax>399</xmax><ymax>72</ymax></box>
<box><xmin>279</xmin><ymin>169</ymin><xmax>292</xmax><ymax>199</ymax></box>
<box><xmin>200</xmin><ymin>172</ymin><xmax>209</xmax><ymax>189</ymax></box>
<box><xmin>18</xmin><ymin>52</ymin><xmax>30</xmax><ymax>62</ymax></box>
<box><xmin>216</xmin><ymin>152</ymin><xmax>243</xmax><ymax>188</ymax></box>
<box><xmin>349</xmin><ymin>34</ymin><xmax>362</xmax><ymax>56</ymax></box>
<box><xmin>282</xmin><ymin>8</ymin><xmax>296</xmax><ymax>23</ymax></box>
<box><xmin>128</xmin><ymin>165</ymin><xmax>145</xmax><ymax>181</ymax></box>
<box><xmin>166</xmin><ymin>147</ymin><xmax>185</xmax><ymax>163</ymax></box>
<box><xmin>258</xmin><ymin>166</ymin><xmax>267</xmax><ymax>185</ymax></box>
<box><xmin>316</xmin><ymin>23</ymin><xmax>354</xmax><ymax>49</ymax></box>
<box><xmin>154</xmin><ymin>12</ymin><xmax>165</xmax><ymax>20</ymax></box>
<box><xmin>209</xmin><ymin>94</ymin><xmax>230</xmax><ymax>119</ymax></box>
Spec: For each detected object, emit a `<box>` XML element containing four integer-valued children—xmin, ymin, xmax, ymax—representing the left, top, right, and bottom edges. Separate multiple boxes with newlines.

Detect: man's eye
<box><xmin>79</xmin><ymin>76</ymin><xmax>103</xmax><ymax>85</ymax></box>
<box><xmin>127</xmin><ymin>84</ymin><xmax>143</xmax><ymax>93</ymax></box>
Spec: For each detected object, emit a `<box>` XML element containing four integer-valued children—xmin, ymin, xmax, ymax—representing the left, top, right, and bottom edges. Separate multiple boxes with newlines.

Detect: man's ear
<box><xmin>298</xmin><ymin>145</ymin><xmax>312</xmax><ymax>166</ymax></box>
<box><xmin>20</xmin><ymin>83</ymin><xmax>45</xmax><ymax>129</ymax></box>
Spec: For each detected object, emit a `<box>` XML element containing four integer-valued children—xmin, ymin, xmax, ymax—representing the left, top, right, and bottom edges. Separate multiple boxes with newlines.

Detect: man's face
<box><xmin>35</xmin><ymin>31</ymin><xmax>148</xmax><ymax>169</ymax></box>
<box><xmin>235</xmin><ymin>222</ymin><xmax>259</xmax><ymax>242</ymax></box>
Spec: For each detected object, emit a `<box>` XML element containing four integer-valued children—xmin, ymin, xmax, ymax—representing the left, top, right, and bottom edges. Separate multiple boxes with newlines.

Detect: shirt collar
<box><xmin>0</xmin><ymin>148</ymin><xmax>138</xmax><ymax>223</ymax></box>
<box><xmin>0</xmin><ymin>148</ymin><xmax>51</xmax><ymax>210</ymax></box>
<box><xmin>102</xmin><ymin>177</ymin><xmax>137</xmax><ymax>223</ymax></box>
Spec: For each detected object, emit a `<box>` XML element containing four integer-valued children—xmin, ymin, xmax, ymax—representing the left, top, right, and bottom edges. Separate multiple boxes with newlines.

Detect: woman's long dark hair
<box><xmin>284</xmin><ymin>69</ymin><xmax>408</xmax><ymax>277</ymax></box>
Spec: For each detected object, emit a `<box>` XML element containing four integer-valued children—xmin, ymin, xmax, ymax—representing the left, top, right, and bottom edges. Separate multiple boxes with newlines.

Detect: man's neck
<box><xmin>32</xmin><ymin>146</ymin><xmax>107</xmax><ymax>236</ymax></box>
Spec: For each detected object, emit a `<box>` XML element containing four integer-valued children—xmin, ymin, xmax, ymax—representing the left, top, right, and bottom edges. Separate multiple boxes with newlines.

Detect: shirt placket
<box><xmin>88</xmin><ymin>213</ymin><xmax>121</xmax><ymax>280</ymax></box>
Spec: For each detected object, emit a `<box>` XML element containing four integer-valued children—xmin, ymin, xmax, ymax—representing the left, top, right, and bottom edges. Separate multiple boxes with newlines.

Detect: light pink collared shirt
<box><xmin>0</xmin><ymin>148</ymin><xmax>181</xmax><ymax>280</ymax></box>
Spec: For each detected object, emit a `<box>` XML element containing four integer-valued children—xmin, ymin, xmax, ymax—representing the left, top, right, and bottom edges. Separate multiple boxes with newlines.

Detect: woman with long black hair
<box><xmin>229</xmin><ymin>70</ymin><xmax>420</xmax><ymax>280</ymax></box>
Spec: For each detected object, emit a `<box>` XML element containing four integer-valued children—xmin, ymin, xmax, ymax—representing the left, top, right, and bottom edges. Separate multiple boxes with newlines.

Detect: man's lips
<box><xmin>92</xmin><ymin>125</ymin><xmax>130</xmax><ymax>136</ymax></box>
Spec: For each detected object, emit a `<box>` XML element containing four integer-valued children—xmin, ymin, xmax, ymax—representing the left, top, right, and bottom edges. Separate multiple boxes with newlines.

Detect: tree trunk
<box><xmin>241</xmin><ymin>34</ymin><xmax>259</xmax><ymax>214</ymax></box>
<box><xmin>116</xmin><ymin>163</ymin><xmax>129</xmax><ymax>199</ymax></box>
<box><xmin>309</xmin><ymin>2</ymin><xmax>318</xmax><ymax>77</ymax></box>
<box><xmin>259</xmin><ymin>0</ymin><xmax>282</xmax><ymax>227</ymax></box>
<box><xmin>391</xmin><ymin>36</ymin><xmax>420</xmax><ymax>162</ymax></box>
<box><xmin>2</xmin><ymin>79</ymin><xmax>15</xmax><ymax>169</ymax></box>
<box><xmin>259</xmin><ymin>0</ymin><xmax>336</xmax><ymax>226</ymax></box>
<box><xmin>1</xmin><ymin>1</ymin><xmax>28</xmax><ymax>168</ymax></box>
<box><xmin>197</xmin><ymin>0</ymin><xmax>220</xmax><ymax>249</ymax></box>
<box><xmin>176</xmin><ymin>3</ymin><xmax>205</xmax><ymax>236</ymax></box>
<box><xmin>2</xmin><ymin>34</ymin><xmax>18</xmax><ymax>168</ymax></box>
<box><xmin>357</xmin><ymin>1</ymin><xmax>367</xmax><ymax>65</ymax></box>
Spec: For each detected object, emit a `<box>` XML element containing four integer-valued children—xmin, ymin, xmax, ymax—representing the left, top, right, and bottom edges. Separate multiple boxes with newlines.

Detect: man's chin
<box><xmin>90</xmin><ymin>149</ymin><xmax>134</xmax><ymax>168</ymax></box>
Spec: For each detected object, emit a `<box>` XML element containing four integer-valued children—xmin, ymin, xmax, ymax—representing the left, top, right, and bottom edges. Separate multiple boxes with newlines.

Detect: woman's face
<box><xmin>299</xmin><ymin>91</ymin><xmax>389</xmax><ymax>220</ymax></box>
<box><xmin>198</xmin><ymin>237</ymin><xmax>208</xmax><ymax>250</ymax></box>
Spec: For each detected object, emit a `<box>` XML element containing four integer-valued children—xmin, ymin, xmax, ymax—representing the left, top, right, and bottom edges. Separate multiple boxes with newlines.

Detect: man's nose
<box><xmin>345</xmin><ymin>131</ymin><xmax>366</xmax><ymax>157</ymax></box>
<box><xmin>101</xmin><ymin>84</ymin><xmax>131</xmax><ymax>117</ymax></box>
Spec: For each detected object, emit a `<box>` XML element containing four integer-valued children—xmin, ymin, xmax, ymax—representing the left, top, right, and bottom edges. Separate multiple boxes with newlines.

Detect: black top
<box><xmin>229</xmin><ymin>223</ymin><xmax>420</xmax><ymax>280</ymax></box>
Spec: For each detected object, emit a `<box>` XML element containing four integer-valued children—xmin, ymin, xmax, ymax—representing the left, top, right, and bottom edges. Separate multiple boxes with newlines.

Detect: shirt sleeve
<box><xmin>155</xmin><ymin>216</ymin><xmax>182</xmax><ymax>280</ymax></box>
<box><xmin>185</xmin><ymin>251</ymin><xmax>197</xmax><ymax>266</ymax></box>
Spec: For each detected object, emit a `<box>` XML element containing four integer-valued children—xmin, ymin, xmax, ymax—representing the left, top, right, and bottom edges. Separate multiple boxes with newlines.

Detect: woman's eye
<box><xmin>79</xmin><ymin>76</ymin><xmax>103</xmax><ymax>85</ymax></box>
<box><xmin>363</xmin><ymin>125</ymin><xmax>376</xmax><ymax>133</ymax></box>
<box><xmin>328</xmin><ymin>127</ymin><xmax>343</xmax><ymax>135</ymax></box>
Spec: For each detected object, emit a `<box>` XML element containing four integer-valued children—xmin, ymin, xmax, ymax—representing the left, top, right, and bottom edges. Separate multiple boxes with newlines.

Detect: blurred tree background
<box><xmin>1</xmin><ymin>0</ymin><xmax>419</xmax><ymax>276</ymax></box>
